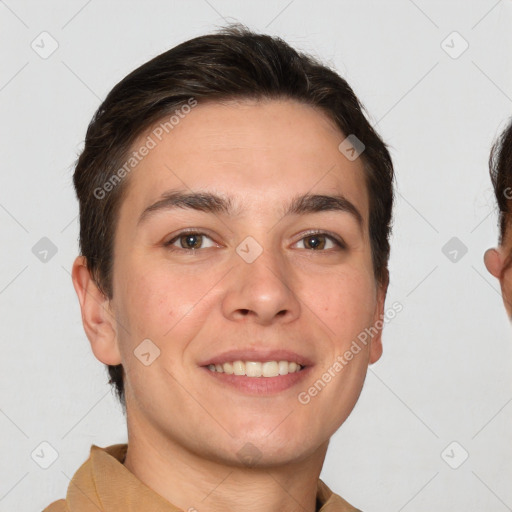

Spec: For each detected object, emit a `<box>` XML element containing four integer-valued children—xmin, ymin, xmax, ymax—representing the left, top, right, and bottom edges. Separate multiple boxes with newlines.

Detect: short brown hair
<box><xmin>490</xmin><ymin>118</ymin><xmax>512</xmax><ymax>240</ymax></box>
<box><xmin>73</xmin><ymin>24</ymin><xmax>395</xmax><ymax>411</ymax></box>
<box><xmin>489</xmin><ymin>117</ymin><xmax>512</xmax><ymax>278</ymax></box>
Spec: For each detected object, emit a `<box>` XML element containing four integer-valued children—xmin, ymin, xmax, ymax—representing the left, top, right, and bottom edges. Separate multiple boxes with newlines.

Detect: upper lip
<box><xmin>198</xmin><ymin>349</ymin><xmax>314</xmax><ymax>368</ymax></box>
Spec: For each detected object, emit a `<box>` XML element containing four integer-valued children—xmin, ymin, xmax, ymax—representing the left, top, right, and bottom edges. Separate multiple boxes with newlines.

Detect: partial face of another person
<box><xmin>485</xmin><ymin>242</ymin><xmax>512</xmax><ymax>318</ymax></box>
<box><xmin>80</xmin><ymin>99</ymin><xmax>386</xmax><ymax>467</ymax></box>
<box><xmin>484</xmin><ymin>120</ymin><xmax>512</xmax><ymax>320</ymax></box>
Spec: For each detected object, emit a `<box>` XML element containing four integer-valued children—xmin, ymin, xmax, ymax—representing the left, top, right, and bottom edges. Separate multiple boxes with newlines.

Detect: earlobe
<box><xmin>71</xmin><ymin>256</ymin><xmax>122</xmax><ymax>366</ymax></box>
<box><xmin>484</xmin><ymin>248</ymin><xmax>503</xmax><ymax>279</ymax></box>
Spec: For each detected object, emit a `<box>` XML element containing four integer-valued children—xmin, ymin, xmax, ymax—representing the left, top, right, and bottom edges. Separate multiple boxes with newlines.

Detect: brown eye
<box><xmin>180</xmin><ymin>234</ymin><xmax>203</xmax><ymax>249</ymax></box>
<box><xmin>295</xmin><ymin>232</ymin><xmax>344</xmax><ymax>251</ymax></box>
<box><xmin>304</xmin><ymin>234</ymin><xmax>327</xmax><ymax>250</ymax></box>
<box><xmin>165</xmin><ymin>232</ymin><xmax>216</xmax><ymax>251</ymax></box>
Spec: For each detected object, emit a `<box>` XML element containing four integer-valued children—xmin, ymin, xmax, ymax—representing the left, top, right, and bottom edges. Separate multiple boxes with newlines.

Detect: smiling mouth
<box><xmin>205</xmin><ymin>360</ymin><xmax>304</xmax><ymax>377</ymax></box>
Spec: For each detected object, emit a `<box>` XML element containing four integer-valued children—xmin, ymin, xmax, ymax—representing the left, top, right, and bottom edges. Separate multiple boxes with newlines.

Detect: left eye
<box><xmin>165</xmin><ymin>232</ymin><xmax>217</xmax><ymax>250</ymax></box>
<box><xmin>294</xmin><ymin>233</ymin><xmax>344</xmax><ymax>250</ymax></box>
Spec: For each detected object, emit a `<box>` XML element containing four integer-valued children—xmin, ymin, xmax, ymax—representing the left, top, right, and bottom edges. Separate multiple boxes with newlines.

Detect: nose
<box><xmin>221</xmin><ymin>246</ymin><xmax>301</xmax><ymax>326</ymax></box>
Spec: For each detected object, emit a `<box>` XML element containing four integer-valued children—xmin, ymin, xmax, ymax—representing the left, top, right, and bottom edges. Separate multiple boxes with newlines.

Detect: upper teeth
<box><xmin>207</xmin><ymin>360</ymin><xmax>303</xmax><ymax>377</ymax></box>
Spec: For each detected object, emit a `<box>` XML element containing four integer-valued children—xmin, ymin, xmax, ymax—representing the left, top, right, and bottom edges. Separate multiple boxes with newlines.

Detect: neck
<box><xmin>123</xmin><ymin>413</ymin><xmax>328</xmax><ymax>512</ymax></box>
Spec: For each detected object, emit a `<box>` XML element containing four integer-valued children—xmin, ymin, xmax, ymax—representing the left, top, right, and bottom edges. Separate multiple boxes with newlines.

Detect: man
<box><xmin>484</xmin><ymin>118</ymin><xmax>512</xmax><ymax>318</ymax></box>
<box><xmin>44</xmin><ymin>24</ymin><xmax>394</xmax><ymax>512</ymax></box>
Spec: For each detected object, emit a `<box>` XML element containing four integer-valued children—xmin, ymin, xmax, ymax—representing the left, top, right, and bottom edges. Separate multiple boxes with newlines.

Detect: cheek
<box><xmin>113</xmin><ymin>267</ymin><xmax>205</xmax><ymax>388</ymax></box>
<box><xmin>123</xmin><ymin>271</ymin><xmax>203</xmax><ymax>335</ymax></box>
<box><xmin>303</xmin><ymin>269</ymin><xmax>376</xmax><ymax>338</ymax></box>
<box><xmin>501</xmin><ymin>270</ymin><xmax>512</xmax><ymax>311</ymax></box>
<box><xmin>114</xmin><ymin>258</ymin><xmax>227</xmax><ymax>357</ymax></box>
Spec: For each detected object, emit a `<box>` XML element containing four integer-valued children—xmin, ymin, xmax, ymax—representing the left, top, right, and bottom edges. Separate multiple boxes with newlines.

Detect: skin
<box><xmin>72</xmin><ymin>99</ymin><xmax>387</xmax><ymax>512</ymax></box>
<box><xmin>484</xmin><ymin>244</ymin><xmax>512</xmax><ymax>318</ymax></box>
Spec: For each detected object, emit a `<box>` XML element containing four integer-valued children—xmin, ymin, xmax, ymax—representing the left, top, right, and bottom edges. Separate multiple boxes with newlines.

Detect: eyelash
<box><xmin>163</xmin><ymin>229</ymin><xmax>346</xmax><ymax>252</ymax></box>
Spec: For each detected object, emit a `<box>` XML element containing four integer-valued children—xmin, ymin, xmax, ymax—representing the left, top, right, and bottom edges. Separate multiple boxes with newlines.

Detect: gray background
<box><xmin>1</xmin><ymin>1</ymin><xmax>512</xmax><ymax>511</ymax></box>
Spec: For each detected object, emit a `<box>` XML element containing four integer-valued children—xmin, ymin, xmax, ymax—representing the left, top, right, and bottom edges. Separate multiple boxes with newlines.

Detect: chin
<box><xmin>232</xmin><ymin>440</ymin><xmax>320</xmax><ymax>469</ymax></box>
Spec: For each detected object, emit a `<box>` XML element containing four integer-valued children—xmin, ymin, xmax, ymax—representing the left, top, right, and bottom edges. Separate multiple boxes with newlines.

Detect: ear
<box><xmin>369</xmin><ymin>276</ymin><xmax>388</xmax><ymax>365</ymax></box>
<box><xmin>71</xmin><ymin>256</ymin><xmax>122</xmax><ymax>366</ymax></box>
<box><xmin>484</xmin><ymin>248</ymin><xmax>504</xmax><ymax>278</ymax></box>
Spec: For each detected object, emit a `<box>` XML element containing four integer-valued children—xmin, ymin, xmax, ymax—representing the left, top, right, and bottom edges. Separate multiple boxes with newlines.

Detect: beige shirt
<box><xmin>43</xmin><ymin>444</ymin><xmax>361</xmax><ymax>511</ymax></box>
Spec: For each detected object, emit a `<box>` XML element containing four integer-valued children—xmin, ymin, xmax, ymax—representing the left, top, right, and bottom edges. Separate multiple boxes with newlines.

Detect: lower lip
<box><xmin>201</xmin><ymin>366</ymin><xmax>313</xmax><ymax>395</ymax></box>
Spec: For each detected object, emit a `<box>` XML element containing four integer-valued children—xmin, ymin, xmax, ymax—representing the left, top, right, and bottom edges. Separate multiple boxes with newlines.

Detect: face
<box><xmin>484</xmin><ymin>243</ymin><xmax>512</xmax><ymax>319</ymax></box>
<box><xmin>75</xmin><ymin>98</ymin><xmax>386</xmax><ymax>467</ymax></box>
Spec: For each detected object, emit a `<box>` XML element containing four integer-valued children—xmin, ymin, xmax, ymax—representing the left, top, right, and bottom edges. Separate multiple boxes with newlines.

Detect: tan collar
<box><xmin>57</xmin><ymin>443</ymin><xmax>360</xmax><ymax>512</ymax></box>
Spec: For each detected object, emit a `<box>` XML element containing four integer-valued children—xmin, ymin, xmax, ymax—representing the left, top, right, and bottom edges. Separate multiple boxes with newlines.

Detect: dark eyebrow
<box><xmin>137</xmin><ymin>190</ymin><xmax>363</xmax><ymax>229</ymax></box>
<box><xmin>138</xmin><ymin>190</ymin><xmax>238</xmax><ymax>225</ymax></box>
<box><xmin>284</xmin><ymin>193</ymin><xmax>363</xmax><ymax>228</ymax></box>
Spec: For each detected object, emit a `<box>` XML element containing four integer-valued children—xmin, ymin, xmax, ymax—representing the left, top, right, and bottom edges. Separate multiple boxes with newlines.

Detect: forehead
<box><xmin>119</xmin><ymin>98</ymin><xmax>369</xmax><ymax>225</ymax></box>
